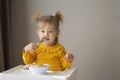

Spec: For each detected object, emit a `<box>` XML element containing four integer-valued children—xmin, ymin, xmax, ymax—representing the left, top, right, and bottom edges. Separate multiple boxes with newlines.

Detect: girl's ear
<box><xmin>56</xmin><ymin>29</ymin><xmax>60</xmax><ymax>36</ymax></box>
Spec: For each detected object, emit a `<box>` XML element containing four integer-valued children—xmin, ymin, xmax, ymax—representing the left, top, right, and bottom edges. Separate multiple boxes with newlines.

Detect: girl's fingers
<box><xmin>65</xmin><ymin>53</ymin><xmax>74</xmax><ymax>63</ymax></box>
<box><xmin>68</xmin><ymin>54</ymin><xmax>74</xmax><ymax>62</ymax></box>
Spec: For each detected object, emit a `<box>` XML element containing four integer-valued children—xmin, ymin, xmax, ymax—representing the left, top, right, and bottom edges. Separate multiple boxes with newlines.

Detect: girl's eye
<box><xmin>41</xmin><ymin>31</ymin><xmax>45</xmax><ymax>33</ymax></box>
<box><xmin>49</xmin><ymin>31</ymin><xmax>53</xmax><ymax>33</ymax></box>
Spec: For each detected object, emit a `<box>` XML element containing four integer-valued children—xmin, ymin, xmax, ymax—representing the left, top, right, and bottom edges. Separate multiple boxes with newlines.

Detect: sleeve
<box><xmin>59</xmin><ymin>48</ymin><xmax>72</xmax><ymax>70</ymax></box>
<box><xmin>22</xmin><ymin>49</ymin><xmax>36</xmax><ymax>64</ymax></box>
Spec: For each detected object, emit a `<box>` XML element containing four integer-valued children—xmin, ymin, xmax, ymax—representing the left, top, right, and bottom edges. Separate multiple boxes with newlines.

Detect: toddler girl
<box><xmin>22</xmin><ymin>11</ymin><xmax>74</xmax><ymax>71</ymax></box>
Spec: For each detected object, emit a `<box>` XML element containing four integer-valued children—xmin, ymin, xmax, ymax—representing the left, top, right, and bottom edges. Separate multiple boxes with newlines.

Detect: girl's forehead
<box><xmin>38</xmin><ymin>22</ymin><xmax>57</xmax><ymax>30</ymax></box>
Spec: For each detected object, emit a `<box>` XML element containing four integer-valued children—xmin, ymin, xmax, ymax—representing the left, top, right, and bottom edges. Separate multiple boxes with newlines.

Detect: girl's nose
<box><xmin>45</xmin><ymin>32</ymin><xmax>48</xmax><ymax>37</ymax></box>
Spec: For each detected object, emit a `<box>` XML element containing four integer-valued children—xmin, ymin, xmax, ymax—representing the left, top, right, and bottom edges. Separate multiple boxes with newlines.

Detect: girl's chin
<box><xmin>43</xmin><ymin>42</ymin><xmax>55</xmax><ymax>46</ymax></box>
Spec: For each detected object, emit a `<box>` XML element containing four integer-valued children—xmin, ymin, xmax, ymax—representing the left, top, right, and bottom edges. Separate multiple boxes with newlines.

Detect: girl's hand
<box><xmin>24</xmin><ymin>43</ymin><xmax>38</xmax><ymax>52</ymax></box>
<box><xmin>64</xmin><ymin>53</ymin><xmax>74</xmax><ymax>63</ymax></box>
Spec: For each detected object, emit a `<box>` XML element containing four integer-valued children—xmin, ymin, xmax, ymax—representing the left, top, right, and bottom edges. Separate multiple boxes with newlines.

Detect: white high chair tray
<box><xmin>0</xmin><ymin>65</ymin><xmax>76</xmax><ymax>80</ymax></box>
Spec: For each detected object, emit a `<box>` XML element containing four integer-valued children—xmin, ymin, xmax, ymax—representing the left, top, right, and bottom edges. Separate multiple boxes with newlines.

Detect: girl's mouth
<box><xmin>42</xmin><ymin>37</ymin><xmax>49</xmax><ymax>41</ymax></box>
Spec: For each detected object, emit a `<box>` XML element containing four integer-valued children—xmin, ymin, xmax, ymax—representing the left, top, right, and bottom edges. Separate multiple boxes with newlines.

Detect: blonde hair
<box><xmin>33</xmin><ymin>11</ymin><xmax>63</xmax><ymax>30</ymax></box>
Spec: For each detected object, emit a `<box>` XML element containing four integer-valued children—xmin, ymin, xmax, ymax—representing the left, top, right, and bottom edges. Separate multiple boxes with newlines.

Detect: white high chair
<box><xmin>0</xmin><ymin>65</ymin><xmax>77</xmax><ymax>80</ymax></box>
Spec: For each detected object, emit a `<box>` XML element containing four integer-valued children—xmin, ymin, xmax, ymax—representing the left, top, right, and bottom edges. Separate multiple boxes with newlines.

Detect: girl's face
<box><xmin>37</xmin><ymin>22</ymin><xmax>59</xmax><ymax>46</ymax></box>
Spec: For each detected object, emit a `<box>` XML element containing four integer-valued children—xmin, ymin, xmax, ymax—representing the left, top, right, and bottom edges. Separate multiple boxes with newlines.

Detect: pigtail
<box><xmin>33</xmin><ymin>11</ymin><xmax>41</xmax><ymax>22</ymax></box>
<box><xmin>55</xmin><ymin>11</ymin><xmax>64</xmax><ymax>23</ymax></box>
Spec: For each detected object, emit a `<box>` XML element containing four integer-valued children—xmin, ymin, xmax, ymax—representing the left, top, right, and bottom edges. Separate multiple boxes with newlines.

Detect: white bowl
<box><xmin>29</xmin><ymin>64</ymin><xmax>49</xmax><ymax>75</ymax></box>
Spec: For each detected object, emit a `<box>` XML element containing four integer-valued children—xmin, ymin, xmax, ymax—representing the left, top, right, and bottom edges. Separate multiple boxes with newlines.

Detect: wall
<box><xmin>0</xmin><ymin>18</ymin><xmax>5</xmax><ymax>71</ymax></box>
<box><xmin>10</xmin><ymin>0</ymin><xmax>120</xmax><ymax>80</ymax></box>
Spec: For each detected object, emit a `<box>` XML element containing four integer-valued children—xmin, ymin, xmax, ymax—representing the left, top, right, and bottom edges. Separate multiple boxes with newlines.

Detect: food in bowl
<box><xmin>29</xmin><ymin>63</ymin><xmax>50</xmax><ymax>75</ymax></box>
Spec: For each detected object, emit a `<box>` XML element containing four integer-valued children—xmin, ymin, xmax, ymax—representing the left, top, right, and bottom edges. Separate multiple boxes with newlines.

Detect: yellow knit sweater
<box><xmin>22</xmin><ymin>43</ymin><xmax>72</xmax><ymax>71</ymax></box>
